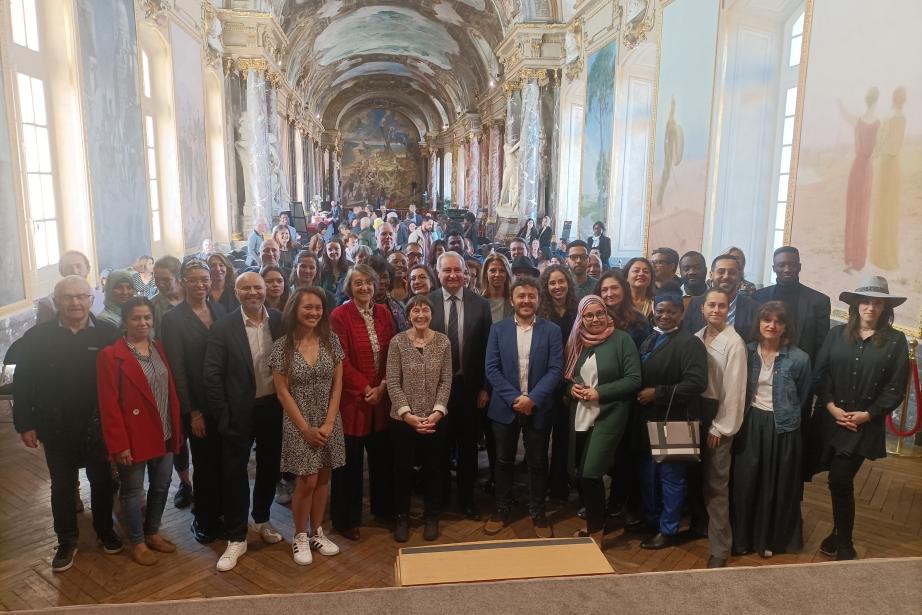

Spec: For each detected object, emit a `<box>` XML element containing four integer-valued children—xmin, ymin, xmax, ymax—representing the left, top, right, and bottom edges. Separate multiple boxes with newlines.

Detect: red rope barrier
<box><xmin>887</xmin><ymin>355</ymin><xmax>921</xmax><ymax>438</ymax></box>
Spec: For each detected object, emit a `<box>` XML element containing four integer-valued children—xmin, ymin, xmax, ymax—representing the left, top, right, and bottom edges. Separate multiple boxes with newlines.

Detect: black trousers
<box><xmin>173</xmin><ymin>438</ymin><xmax>190</xmax><ymax>474</ymax></box>
<box><xmin>221</xmin><ymin>396</ymin><xmax>282</xmax><ymax>541</ymax></box>
<box><xmin>331</xmin><ymin>429</ymin><xmax>394</xmax><ymax>531</ymax></box>
<box><xmin>392</xmin><ymin>418</ymin><xmax>448</xmax><ymax>517</ymax></box>
<box><xmin>827</xmin><ymin>452</ymin><xmax>865</xmax><ymax>548</ymax></box>
<box><xmin>44</xmin><ymin>440</ymin><xmax>114</xmax><ymax>544</ymax></box>
<box><xmin>188</xmin><ymin>413</ymin><xmax>224</xmax><ymax>534</ymax></box>
<box><xmin>547</xmin><ymin>397</ymin><xmax>571</xmax><ymax>498</ymax></box>
<box><xmin>493</xmin><ymin>415</ymin><xmax>550</xmax><ymax>516</ymax></box>
<box><xmin>444</xmin><ymin>376</ymin><xmax>480</xmax><ymax>508</ymax></box>
<box><xmin>575</xmin><ymin>430</ymin><xmax>605</xmax><ymax>534</ymax></box>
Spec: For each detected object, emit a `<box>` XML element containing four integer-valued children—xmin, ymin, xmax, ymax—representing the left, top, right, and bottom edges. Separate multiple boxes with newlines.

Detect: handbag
<box><xmin>646</xmin><ymin>385</ymin><xmax>701</xmax><ymax>463</ymax></box>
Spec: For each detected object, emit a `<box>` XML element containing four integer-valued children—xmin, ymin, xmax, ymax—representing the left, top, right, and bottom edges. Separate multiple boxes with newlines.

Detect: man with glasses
<box><xmin>566</xmin><ymin>240</ymin><xmax>597</xmax><ymax>299</ymax></box>
<box><xmin>14</xmin><ymin>276</ymin><xmax>123</xmax><ymax>572</ymax></box>
<box><xmin>651</xmin><ymin>247</ymin><xmax>682</xmax><ymax>292</ymax></box>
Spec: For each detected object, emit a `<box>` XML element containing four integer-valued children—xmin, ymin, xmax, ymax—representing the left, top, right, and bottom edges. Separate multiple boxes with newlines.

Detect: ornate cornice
<box><xmin>623</xmin><ymin>0</ymin><xmax>655</xmax><ymax>49</ymax></box>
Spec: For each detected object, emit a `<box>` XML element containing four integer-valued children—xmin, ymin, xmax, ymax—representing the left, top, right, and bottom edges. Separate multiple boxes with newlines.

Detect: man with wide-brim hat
<box><xmin>838</xmin><ymin>275</ymin><xmax>907</xmax><ymax>308</ymax></box>
<box><xmin>510</xmin><ymin>255</ymin><xmax>540</xmax><ymax>279</ymax></box>
<box><xmin>813</xmin><ymin>273</ymin><xmax>909</xmax><ymax>562</ymax></box>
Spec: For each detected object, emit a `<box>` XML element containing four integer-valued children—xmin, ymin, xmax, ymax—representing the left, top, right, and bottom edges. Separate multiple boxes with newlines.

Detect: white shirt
<box><xmin>242</xmin><ymin>307</ymin><xmax>275</xmax><ymax>398</ymax></box>
<box><xmin>696</xmin><ymin>325</ymin><xmax>747</xmax><ymax>437</ymax></box>
<box><xmin>441</xmin><ymin>288</ymin><xmax>464</xmax><ymax>370</ymax></box>
<box><xmin>514</xmin><ymin>315</ymin><xmax>534</xmax><ymax>394</ymax></box>
<box><xmin>752</xmin><ymin>346</ymin><xmax>775</xmax><ymax>412</ymax></box>
<box><xmin>574</xmin><ymin>354</ymin><xmax>600</xmax><ymax>432</ymax></box>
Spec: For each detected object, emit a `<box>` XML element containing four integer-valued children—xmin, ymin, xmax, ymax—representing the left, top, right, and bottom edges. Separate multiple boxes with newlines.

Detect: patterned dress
<box><xmin>268</xmin><ymin>333</ymin><xmax>346</xmax><ymax>476</ymax></box>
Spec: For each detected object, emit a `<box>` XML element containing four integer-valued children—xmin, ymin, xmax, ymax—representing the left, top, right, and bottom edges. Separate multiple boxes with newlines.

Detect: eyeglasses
<box><xmin>568</xmin><ymin>254</ymin><xmax>588</xmax><ymax>261</ymax></box>
<box><xmin>56</xmin><ymin>293</ymin><xmax>92</xmax><ymax>303</ymax></box>
<box><xmin>582</xmin><ymin>311</ymin><xmax>607</xmax><ymax>322</ymax></box>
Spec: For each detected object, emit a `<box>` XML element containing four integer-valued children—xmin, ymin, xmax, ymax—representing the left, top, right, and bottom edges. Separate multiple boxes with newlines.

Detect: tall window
<box><xmin>139</xmin><ymin>50</ymin><xmax>162</xmax><ymax>242</ymax></box>
<box><xmin>771</xmin><ymin>11</ymin><xmax>804</xmax><ymax>251</ymax></box>
<box><xmin>10</xmin><ymin>0</ymin><xmax>39</xmax><ymax>52</ymax></box>
<box><xmin>17</xmin><ymin>73</ymin><xmax>58</xmax><ymax>268</ymax></box>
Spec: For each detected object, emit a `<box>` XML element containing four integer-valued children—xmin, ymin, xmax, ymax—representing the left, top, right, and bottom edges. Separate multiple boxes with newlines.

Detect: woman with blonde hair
<box><xmin>480</xmin><ymin>252</ymin><xmax>513</xmax><ymax>324</ymax></box>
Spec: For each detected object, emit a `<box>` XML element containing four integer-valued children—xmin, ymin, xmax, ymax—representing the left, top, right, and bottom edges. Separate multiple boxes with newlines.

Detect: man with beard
<box><xmin>679</xmin><ymin>251</ymin><xmax>709</xmax><ymax>300</ymax></box>
<box><xmin>683</xmin><ymin>254</ymin><xmax>760</xmax><ymax>342</ymax></box>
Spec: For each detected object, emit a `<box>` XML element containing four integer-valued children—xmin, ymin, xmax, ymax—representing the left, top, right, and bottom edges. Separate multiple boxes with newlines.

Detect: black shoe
<box><xmin>819</xmin><ymin>532</ymin><xmax>838</xmax><ymax>557</ymax></box>
<box><xmin>52</xmin><ymin>543</ymin><xmax>77</xmax><ymax>572</ymax></box>
<box><xmin>678</xmin><ymin>528</ymin><xmax>708</xmax><ymax>542</ymax></box>
<box><xmin>640</xmin><ymin>533</ymin><xmax>677</xmax><ymax>550</ymax></box>
<box><xmin>394</xmin><ymin>515</ymin><xmax>410</xmax><ymax>543</ymax></box>
<box><xmin>97</xmin><ymin>530</ymin><xmax>123</xmax><ymax>554</ymax></box>
<box><xmin>483</xmin><ymin>509</ymin><xmax>510</xmax><ymax>535</ymax></box>
<box><xmin>423</xmin><ymin>517</ymin><xmax>439</xmax><ymax>541</ymax></box>
<box><xmin>174</xmin><ymin>482</ymin><xmax>193</xmax><ymax>509</ymax></box>
<box><xmin>836</xmin><ymin>545</ymin><xmax>857</xmax><ymax>561</ymax></box>
<box><xmin>482</xmin><ymin>480</ymin><xmax>495</xmax><ymax>495</ymax></box>
<box><xmin>532</xmin><ymin>513</ymin><xmax>553</xmax><ymax>539</ymax></box>
<box><xmin>707</xmin><ymin>556</ymin><xmax>727</xmax><ymax>569</ymax></box>
<box><xmin>462</xmin><ymin>503</ymin><xmax>482</xmax><ymax>521</ymax></box>
<box><xmin>576</xmin><ymin>507</ymin><xmax>587</xmax><ymax>520</ymax></box>
<box><xmin>190</xmin><ymin>520</ymin><xmax>217</xmax><ymax>544</ymax></box>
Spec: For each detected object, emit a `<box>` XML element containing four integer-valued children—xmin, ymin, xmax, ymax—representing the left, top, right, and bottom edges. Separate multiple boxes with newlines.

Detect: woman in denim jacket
<box><xmin>731</xmin><ymin>301</ymin><xmax>811</xmax><ymax>557</ymax></box>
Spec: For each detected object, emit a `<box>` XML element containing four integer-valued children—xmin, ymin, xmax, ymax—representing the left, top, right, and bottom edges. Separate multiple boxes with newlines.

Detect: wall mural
<box><xmin>171</xmin><ymin>24</ymin><xmax>212</xmax><ymax>250</ymax></box>
<box><xmin>791</xmin><ymin>0</ymin><xmax>922</xmax><ymax>334</ymax></box>
<box><xmin>0</xmin><ymin>52</ymin><xmax>25</xmax><ymax>308</ymax></box>
<box><xmin>75</xmin><ymin>0</ymin><xmax>150</xmax><ymax>269</ymax></box>
<box><xmin>340</xmin><ymin>107</ymin><xmax>421</xmax><ymax>206</ymax></box>
<box><xmin>577</xmin><ymin>40</ymin><xmax>617</xmax><ymax>240</ymax></box>
<box><xmin>646</xmin><ymin>0</ymin><xmax>720</xmax><ymax>255</ymax></box>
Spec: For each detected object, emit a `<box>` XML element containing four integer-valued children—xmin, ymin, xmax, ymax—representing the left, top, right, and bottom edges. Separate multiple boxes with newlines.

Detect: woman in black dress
<box><xmin>813</xmin><ymin>276</ymin><xmax>908</xmax><ymax>560</ymax></box>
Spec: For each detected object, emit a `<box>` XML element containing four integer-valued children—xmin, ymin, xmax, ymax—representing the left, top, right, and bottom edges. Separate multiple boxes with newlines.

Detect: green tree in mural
<box><xmin>584</xmin><ymin>43</ymin><xmax>617</xmax><ymax>232</ymax></box>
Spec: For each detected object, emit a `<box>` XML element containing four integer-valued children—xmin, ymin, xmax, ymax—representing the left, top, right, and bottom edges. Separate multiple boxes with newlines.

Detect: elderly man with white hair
<box><xmin>14</xmin><ymin>275</ymin><xmax>123</xmax><ymax>572</ymax></box>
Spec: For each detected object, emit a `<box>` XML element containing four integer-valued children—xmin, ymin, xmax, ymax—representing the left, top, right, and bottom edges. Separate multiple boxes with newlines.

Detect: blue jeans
<box><xmin>639</xmin><ymin>455</ymin><xmax>687</xmax><ymax>536</ymax></box>
<box><xmin>119</xmin><ymin>453</ymin><xmax>174</xmax><ymax>544</ymax></box>
<box><xmin>492</xmin><ymin>416</ymin><xmax>550</xmax><ymax>517</ymax></box>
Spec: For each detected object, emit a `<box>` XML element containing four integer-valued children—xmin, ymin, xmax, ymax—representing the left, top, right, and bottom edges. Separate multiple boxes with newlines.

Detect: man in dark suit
<box><xmin>683</xmin><ymin>254</ymin><xmax>760</xmax><ymax>342</ymax></box>
<box><xmin>588</xmin><ymin>221</ymin><xmax>612</xmax><ymax>267</ymax></box>
<box><xmin>753</xmin><ymin>246</ymin><xmax>830</xmax><ymax>363</ymax></box>
<box><xmin>754</xmin><ymin>246</ymin><xmax>831</xmax><ymax>482</ymax></box>
<box><xmin>483</xmin><ymin>277</ymin><xmax>563</xmax><ymax>537</ymax></box>
<box><xmin>204</xmin><ymin>272</ymin><xmax>283</xmax><ymax>572</ymax></box>
<box><xmin>428</xmin><ymin>251</ymin><xmax>493</xmax><ymax>519</ymax></box>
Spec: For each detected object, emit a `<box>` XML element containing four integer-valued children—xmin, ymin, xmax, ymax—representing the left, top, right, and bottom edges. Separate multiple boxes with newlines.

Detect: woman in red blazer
<box><xmin>329</xmin><ymin>264</ymin><xmax>396</xmax><ymax>540</ymax></box>
<box><xmin>97</xmin><ymin>297</ymin><xmax>181</xmax><ymax>566</ymax></box>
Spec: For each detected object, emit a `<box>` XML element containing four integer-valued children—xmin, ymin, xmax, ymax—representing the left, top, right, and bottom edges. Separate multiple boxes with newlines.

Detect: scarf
<box><xmin>564</xmin><ymin>295</ymin><xmax>615</xmax><ymax>380</ymax></box>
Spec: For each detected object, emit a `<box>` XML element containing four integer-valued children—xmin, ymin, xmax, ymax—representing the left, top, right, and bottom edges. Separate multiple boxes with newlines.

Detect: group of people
<box><xmin>11</xmin><ymin>214</ymin><xmax>910</xmax><ymax>577</ymax></box>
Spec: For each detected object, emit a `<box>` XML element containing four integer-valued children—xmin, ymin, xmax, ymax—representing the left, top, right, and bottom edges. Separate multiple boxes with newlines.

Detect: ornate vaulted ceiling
<box><xmin>279</xmin><ymin>0</ymin><xmax>509</xmax><ymax>137</ymax></box>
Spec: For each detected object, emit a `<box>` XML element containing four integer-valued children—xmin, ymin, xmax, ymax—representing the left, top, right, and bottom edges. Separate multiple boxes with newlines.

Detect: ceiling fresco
<box><xmin>279</xmin><ymin>0</ymin><xmax>507</xmax><ymax>136</ymax></box>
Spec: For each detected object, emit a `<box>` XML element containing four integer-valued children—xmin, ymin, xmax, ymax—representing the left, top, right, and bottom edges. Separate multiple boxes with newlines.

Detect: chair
<box><xmin>0</xmin><ymin>337</ymin><xmax>25</xmax><ymax>405</ymax></box>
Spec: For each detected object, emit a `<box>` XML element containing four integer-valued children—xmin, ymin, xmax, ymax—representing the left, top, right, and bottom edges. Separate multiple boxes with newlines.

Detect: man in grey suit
<box><xmin>684</xmin><ymin>254</ymin><xmax>760</xmax><ymax>343</ymax></box>
<box><xmin>428</xmin><ymin>251</ymin><xmax>493</xmax><ymax>520</ymax></box>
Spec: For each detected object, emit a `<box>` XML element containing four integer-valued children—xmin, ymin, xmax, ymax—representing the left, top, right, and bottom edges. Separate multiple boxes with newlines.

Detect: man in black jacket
<box><xmin>753</xmin><ymin>246</ymin><xmax>830</xmax><ymax>363</ymax></box>
<box><xmin>13</xmin><ymin>276</ymin><xmax>122</xmax><ymax>572</ymax></box>
<box><xmin>428</xmin><ymin>251</ymin><xmax>493</xmax><ymax>519</ymax></box>
<box><xmin>204</xmin><ymin>272</ymin><xmax>283</xmax><ymax>572</ymax></box>
<box><xmin>683</xmin><ymin>254</ymin><xmax>760</xmax><ymax>342</ymax></box>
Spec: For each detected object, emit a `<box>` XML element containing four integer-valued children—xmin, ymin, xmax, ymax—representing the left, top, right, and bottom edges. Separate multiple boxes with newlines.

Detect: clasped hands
<box><xmin>827</xmin><ymin>403</ymin><xmax>870</xmax><ymax>433</ymax></box>
<box><xmin>403</xmin><ymin>410</ymin><xmax>443</xmax><ymax>435</ymax></box>
<box><xmin>301</xmin><ymin>421</ymin><xmax>334</xmax><ymax>448</ymax></box>
<box><xmin>571</xmin><ymin>384</ymin><xmax>600</xmax><ymax>403</ymax></box>
<box><xmin>363</xmin><ymin>383</ymin><xmax>386</xmax><ymax>405</ymax></box>
<box><xmin>512</xmin><ymin>395</ymin><xmax>536</xmax><ymax>415</ymax></box>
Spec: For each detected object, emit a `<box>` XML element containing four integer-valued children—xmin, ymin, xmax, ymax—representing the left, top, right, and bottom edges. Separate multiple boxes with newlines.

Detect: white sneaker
<box><xmin>275</xmin><ymin>479</ymin><xmax>292</xmax><ymax>505</ymax></box>
<box><xmin>216</xmin><ymin>540</ymin><xmax>247</xmax><ymax>572</ymax></box>
<box><xmin>292</xmin><ymin>533</ymin><xmax>312</xmax><ymax>565</ymax></box>
<box><xmin>252</xmin><ymin>521</ymin><xmax>283</xmax><ymax>544</ymax></box>
<box><xmin>310</xmin><ymin>527</ymin><xmax>340</xmax><ymax>556</ymax></box>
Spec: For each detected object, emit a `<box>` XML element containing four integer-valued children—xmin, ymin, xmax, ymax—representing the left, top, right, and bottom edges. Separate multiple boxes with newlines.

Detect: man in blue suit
<box><xmin>483</xmin><ymin>277</ymin><xmax>563</xmax><ymax>538</ymax></box>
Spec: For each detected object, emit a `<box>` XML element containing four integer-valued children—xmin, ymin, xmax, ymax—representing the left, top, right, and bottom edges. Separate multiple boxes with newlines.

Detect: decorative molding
<box><xmin>623</xmin><ymin>0</ymin><xmax>655</xmax><ymax>49</ymax></box>
<box><xmin>564</xmin><ymin>19</ymin><xmax>584</xmax><ymax>81</ymax></box>
<box><xmin>137</xmin><ymin>0</ymin><xmax>171</xmax><ymax>24</ymax></box>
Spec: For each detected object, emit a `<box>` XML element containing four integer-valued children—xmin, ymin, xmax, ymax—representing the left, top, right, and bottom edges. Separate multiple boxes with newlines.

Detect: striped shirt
<box><xmin>126</xmin><ymin>339</ymin><xmax>172</xmax><ymax>440</ymax></box>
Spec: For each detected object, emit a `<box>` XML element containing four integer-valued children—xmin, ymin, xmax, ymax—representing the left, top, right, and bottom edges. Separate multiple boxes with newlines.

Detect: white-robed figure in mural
<box><xmin>869</xmin><ymin>86</ymin><xmax>906</xmax><ymax>271</ymax></box>
<box><xmin>656</xmin><ymin>96</ymin><xmax>684</xmax><ymax>209</ymax></box>
<box><xmin>497</xmin><ymin>138</ymin><xmax>521</xmax><ymax>217</ymax></box>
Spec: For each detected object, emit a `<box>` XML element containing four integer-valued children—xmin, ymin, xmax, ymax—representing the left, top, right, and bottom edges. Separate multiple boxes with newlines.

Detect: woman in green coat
<box><xmin>565</xmin><ymin>295</ymin><xmax>642</xmax><ymax>546</ymax></box>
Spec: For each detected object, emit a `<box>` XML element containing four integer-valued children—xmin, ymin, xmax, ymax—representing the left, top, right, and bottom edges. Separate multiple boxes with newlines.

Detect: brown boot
<box><xmin>131</xmin><ymin>543</ymin><xmax>157</xmax><ymax>566</ymax></box>
<box><xmin>145</xmin><ymin>534</ymin><xmax>177</xmax><ymax>553</ymax></box>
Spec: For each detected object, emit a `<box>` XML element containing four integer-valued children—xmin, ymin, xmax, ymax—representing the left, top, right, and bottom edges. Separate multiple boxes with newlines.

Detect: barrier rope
<box><xmin>887</xmin><ymin>352</ymin><xmax>921</xmax><ymax>438</ymax></box>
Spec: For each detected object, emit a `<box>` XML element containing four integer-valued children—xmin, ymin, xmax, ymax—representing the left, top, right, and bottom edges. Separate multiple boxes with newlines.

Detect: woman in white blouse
<box><xmin>692</xmin><ymin>288</ymin><xmax>747</xmax><ymax>568</ymax></box>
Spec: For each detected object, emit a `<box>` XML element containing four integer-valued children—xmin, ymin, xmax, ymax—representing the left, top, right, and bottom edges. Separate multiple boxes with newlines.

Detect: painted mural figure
<box><xmin>656</xmin><ymin>96</ymin><xmax>684</xmax><ymax>209</ymax></box>
<box><xmin>869</xmin><ymin>86</ymin><xmax>907</xmax><ymax>271</ymax></box>
<box><xmin>838</xmin><ymin>87</ymin><xmax>880</xmax><ymax>272</ymax></box>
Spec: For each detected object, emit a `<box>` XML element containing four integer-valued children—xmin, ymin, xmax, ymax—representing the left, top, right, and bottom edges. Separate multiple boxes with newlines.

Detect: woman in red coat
<box><xmin>97</xmin><ymin>297</ymin><xmax>182</xmax><ymax>566</ymax></box>
<box><xmin>329</xmin><ymin>264</ymin><xmax>396</xmax><ymax>540</ymax></box>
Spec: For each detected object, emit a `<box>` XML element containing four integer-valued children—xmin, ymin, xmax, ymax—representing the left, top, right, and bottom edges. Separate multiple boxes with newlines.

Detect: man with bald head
<box><xmin>204</xmin><ymin>271</ymin><xmax>284</xmax><ymax>572</ymax></box>
<box><xmin>36</xmin><ymin>251</ymin><xmax>105</xmax><ymax>323</ymax></box>
<box><xmin>14</xmin><ymin>275</ymin><xmax>122</xmax><ymax>571</ymax></box>
<box><xmin>427</xmin><ymin>252</ymin><xmax>493</xmax><ymax>519</ymax></box>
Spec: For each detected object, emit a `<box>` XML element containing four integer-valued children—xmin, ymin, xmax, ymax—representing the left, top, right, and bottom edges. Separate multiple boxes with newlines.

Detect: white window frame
<box><xmin>139</xmin><ymin>49</ymin><xmax>163</xmax><ymax>244</ymax></box>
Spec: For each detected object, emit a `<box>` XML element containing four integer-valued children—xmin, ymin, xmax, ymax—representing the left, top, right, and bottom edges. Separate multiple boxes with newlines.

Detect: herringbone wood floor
<box><xmin>1</xmin><ymin>401</ymin><xmax>920</xmax><ymax>611</ymax></box>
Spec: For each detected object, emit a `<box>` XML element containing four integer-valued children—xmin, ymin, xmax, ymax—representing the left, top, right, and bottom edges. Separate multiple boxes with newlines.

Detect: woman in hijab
<box><xmin>98</xmin><ymin>270</ymin><xmax>136</xmax><ymax>328</ymax></box>
<box><xmin>564</xmin><ymin>295</ymin><xmax>642</xmax><ymax>547</ymax></box>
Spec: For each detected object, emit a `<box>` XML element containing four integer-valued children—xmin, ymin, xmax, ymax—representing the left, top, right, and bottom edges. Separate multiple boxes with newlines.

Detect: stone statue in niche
<box><xmin>565</xmin><ymin>31</ymin><xmax>580</xmax><ymax>65</ymax></box>
<box><xmin>236</xmin><ymin>113</ymin><xmax>262</xmax><ymax>220</ymax></box>
<box><xmin>206</xmin><ymin>12</ymin><xmax>223</xmax><ymax>55</ymax></box>
<box><xmin>497</xmin><ymin>138</ymin><xmax>521</xmax><ymax>217</ymax></box>
<box><xmin>267</xmin><ymin>132</ymin><xmax>290</xmax><ymax>215</ymax></box>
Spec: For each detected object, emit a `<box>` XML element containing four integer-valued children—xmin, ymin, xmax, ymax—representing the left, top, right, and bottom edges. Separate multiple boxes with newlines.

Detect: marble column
<box><xmin>333</xmin><ymin>149</ymin><xmax>341</xmax><ymax>202</ymax></box>
<box><xmin>469</xmin><ymin>135</ymin><xmax>481</xmax><ymax>214</ymax></box>
<box><xmin>489</xmin><ymin>122</ymin><xmax>502</xmax><ymax>218</ymax></box>
<box><xmin>542</xmin><ymin>77</ymin><xmax>560</xmax><ymax>223</ymax></box>
<box><xmin>238</xmin><ymin>67</ymin><xmax>270</xmax><ymax>226</ymax></box>
<box><xmin>518</xmin><ymin>79</ymin><xmax>542</xmax><ymax>223</ymax></box>
<box><xmin>430</xmin><ymin>152</ymin><xmax>438</xmax><ymax>209</ymax></box>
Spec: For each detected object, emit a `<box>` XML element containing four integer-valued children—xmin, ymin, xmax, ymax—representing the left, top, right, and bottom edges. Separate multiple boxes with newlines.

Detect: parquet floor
<box><xmin>1</xmin><ymin>400</ymin><xmax>921</xmax><ymax>611</ymax></box>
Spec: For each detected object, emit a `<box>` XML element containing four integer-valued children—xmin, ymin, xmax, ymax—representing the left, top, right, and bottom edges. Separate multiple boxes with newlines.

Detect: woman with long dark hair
<box><xmin>320</xmin><ymin>238</ymin><xmax>351</xmax><ymax>300</ymax></box>
<box><xmin>539</xmin><ymin>264</ymin><xmax>580</xmax><ymax>500</ymax></box>
<box><xmin>517</xmin><ymin>218</ymin><xmax>538</xmax><ymax>243</ymax></box>
<box><xmin>732</xmin><ymin>301</ymin><xmax>811</xmax><ymax>559</ymax></box>
<box><xmin>427</xmin><ymin>239</ymin><xmax>446</xmax><ymax>270</ymax></box>
<box><xmin>260</xmin><ymin>265</ymin><xmax>290</xmax><ymax>312</ymax></box>
<box><xmin>269</xmin><ymin>287</ymin><xmax>346</xmax><ymax>565</ymax></box>
<box><xmin>595</xmin><ymin>270</ymin><xmax>652</xmax><ymax>349</ymax></box>
<box><xmin>408</xmin><ymin>263</ymin><xmax>437</xmax><ymax>297</ymax></box>
<box><xmin>812</xmin><ymin>277</ymin><xmax>908</xmax><ymax>560</ymax></box>
<box><xmin>480</xmin><ymin>252</ymin><xmax>513</xmax><ymax>324</ymax></box>
<box><xmin>207</xmin><ymin>253</ymin><xmax>240</xmax><ymax>313</ymax></box>
<box><xmin>624</xmin><ymin>257</ymin><xmax>655</xmax><ymax>320</ymax></box>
